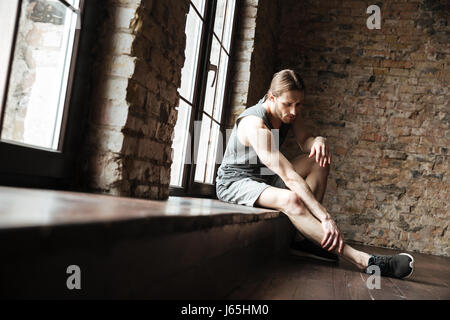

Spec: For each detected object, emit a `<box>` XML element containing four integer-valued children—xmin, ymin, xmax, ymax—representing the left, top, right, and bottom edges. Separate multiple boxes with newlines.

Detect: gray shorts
<box><xmin>216</xmin><ymin>174</ymin><xmax>288</xmax><ymax>207</ymax></box>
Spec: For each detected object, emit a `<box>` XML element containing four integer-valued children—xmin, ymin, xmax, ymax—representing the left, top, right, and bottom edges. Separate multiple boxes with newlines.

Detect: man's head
<box><xmin>266</xmin><ymin>70</ymin><xmax>305</xmax><ymax>124</ymax></box>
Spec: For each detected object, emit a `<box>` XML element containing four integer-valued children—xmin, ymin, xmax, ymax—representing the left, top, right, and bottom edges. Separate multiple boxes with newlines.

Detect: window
<box><xmin>170</xmin><ymin>0</ymin><xmax>237</xmax><ymax>197</ymax></box>
<box><xmin>0</xmin><ymin>0</ymin><xmax>87</xmax><ymax>187</ymax></box>
<box><xmin>0</xmin><ymin>0</ymin><xmax>82</xmax><ymax>150</ymax></box>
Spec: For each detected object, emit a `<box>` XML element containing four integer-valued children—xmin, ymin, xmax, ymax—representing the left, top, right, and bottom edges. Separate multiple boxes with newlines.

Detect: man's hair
<box><xmin>267</xmin><ymin>69</ymin><xmax>305</xmax><ymax>98</ymax></box>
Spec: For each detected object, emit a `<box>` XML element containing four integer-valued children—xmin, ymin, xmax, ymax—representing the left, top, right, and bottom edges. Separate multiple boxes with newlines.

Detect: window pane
<box><xmin>194</xmin><ymin>114</ymin><xmax>211</xmax><ymax>183</ymax></box>
<box><xmin>1</xmin><ymin>0</ymin><xmax>79</xmax><ymax>150</ymax></box>
<box><xmin>0</xmin><ymin>0</ymin><xmax>20</xmax><ymax>111</ymax></box>
<box><xmin>205</xmin><ymin>121</ymin><xmax>220</xmax><ymax>184</ymax></box>
<box><xmin>191</xmin><ymin>0</ymin><xmax>206</xmax><ymax>17</ymax></box>
<box><xmin>213</xmin><ymin>50</ymin><xmax>229</xmax><ymax>122</ymax></box>
<box><xmin>61</xmin><ymin>0</ymin><xmax>80</xmax><ymax>9</ymax></box>
<box><xmin>170</xmin><ymin>100</ymin><xmax>192</xmax><ymax>187</ymax></box>
<box><xmin>178</xmin><ymin>4</ymin><xmax>203</xmax><ymax>103</ymax></box>
<box><xmin>69</xmin><ymin>0</ymin><xmax>80</xmax><ymax>9</ymax></box>
<box><xmin>203</xmin><ymin>37</ymin><xmax>220</xmax><ymax>116</ymax></box>
<box><xmin>222</xmin><ymin>0</ymin><xmax>236</xmax><ymax>51</ymax></box>
<box><xmin>213</xmin><ymin>0</ymin><xmax>227</xmax><ymax>41</ymax></box>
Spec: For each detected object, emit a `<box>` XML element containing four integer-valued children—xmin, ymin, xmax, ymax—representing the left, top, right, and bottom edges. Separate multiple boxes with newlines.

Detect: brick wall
<box><xmin>77</xmin><ymin>0</ymin><xmax>449</xmax><ymax>255</ymax></box>
<box><xmin>226</xmin><ymin>0</ymin><xmax>280</xmax><ymax>128</ymax></box>
<box><xmin>276</xmin><ymin>0</ymin><xmax>449</xmax><ymax>256</ymax></box>
<box><xmin>81</xmin><ymin>0</ymin><xmax>189</xmax><ymax>200</ymax></box>
<box><xmin>246</xmin><ymin>0</ymin><xmax>280</xmax><ymax>107</ymax></box>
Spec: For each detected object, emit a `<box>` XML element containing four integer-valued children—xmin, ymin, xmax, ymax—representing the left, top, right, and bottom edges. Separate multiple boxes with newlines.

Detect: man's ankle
<box><xmin>359</xmin><ymin>253</ymin><xmax>371</xmax><ymax>270</ymax></box>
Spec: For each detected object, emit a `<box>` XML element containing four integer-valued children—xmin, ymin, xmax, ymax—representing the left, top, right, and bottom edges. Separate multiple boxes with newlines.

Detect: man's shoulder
<box><xmin>236</xmin><ymin>102</ymin><xmax>266</xmax><ymax>126</ymax></box>
<box><xmin>238</xmin><ymin>103</ymin><xmax>264</xmax><ymax>117</ymax></box>
<box><xmin>238</xmin><ymin>114</ymin><xmax>267</xmax><ymax>129</ymax></box>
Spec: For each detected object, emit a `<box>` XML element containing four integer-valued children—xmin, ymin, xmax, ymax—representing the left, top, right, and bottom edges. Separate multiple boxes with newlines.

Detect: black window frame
<box><xmin>170</xmin><ymin>0</ymin><xmax>240</xmax><ymax>199</ymax></box>
<box><xmin>0</xmin><ymin>0</ymin><xmax>99</xmax><ymax>189</ymax></box>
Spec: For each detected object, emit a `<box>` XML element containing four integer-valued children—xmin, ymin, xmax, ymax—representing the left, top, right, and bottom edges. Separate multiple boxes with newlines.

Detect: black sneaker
<box><xmin>365</xmin><ymin>253</ymin><xmax>415</xmax><ymax>279</ymax></box>
<box><xmin>289</xmin><ymin>238</ymin><xmax>339</xmax><ymax>262</ymax></box>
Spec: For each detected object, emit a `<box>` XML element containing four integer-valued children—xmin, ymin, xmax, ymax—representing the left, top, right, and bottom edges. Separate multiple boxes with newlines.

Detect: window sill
<box><xmin>0</xmin><ymin>186</ymin><xmax>294</xmax><ymax>299</ymax></box>
<box><xmin>0</xmin><ymin>186</ymin><xmax>284</xmax><ymax>235</ymax></box>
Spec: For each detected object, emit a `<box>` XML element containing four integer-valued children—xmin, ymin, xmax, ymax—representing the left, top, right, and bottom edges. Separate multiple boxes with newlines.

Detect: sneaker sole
<box><xmin>289</xmin><ymin>249</ymin><xmax>339</xmax><ymax>263</ymax></box>
<box><xmin>399</xmin><ymin>253</ymin><xmax>415</xmax><ymax>279</ymax></box>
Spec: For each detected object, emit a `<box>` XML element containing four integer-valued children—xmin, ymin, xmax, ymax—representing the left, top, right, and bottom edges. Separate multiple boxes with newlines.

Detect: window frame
<box><xmin>170</xmin><ymin>0</ymin><xmax>240</xmax><ymax>198</ymax></box>
<box><xmin>0</xmin><ymin>0</ymin><xmax>95</xmax><ymax>189</ymax></box>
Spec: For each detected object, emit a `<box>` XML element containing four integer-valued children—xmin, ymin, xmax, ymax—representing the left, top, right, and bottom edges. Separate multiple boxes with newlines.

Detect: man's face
<box><xmin>272</xmin><ymin>90</ymin><xmax>305</xmax><ymax>124</ymax></box>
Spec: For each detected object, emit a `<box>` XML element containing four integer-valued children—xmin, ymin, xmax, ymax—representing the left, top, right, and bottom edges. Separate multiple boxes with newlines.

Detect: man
<box><xmin>216</xmin><ymin>69</ymin><xmax>414</xmax><ymax>279</ymax></box>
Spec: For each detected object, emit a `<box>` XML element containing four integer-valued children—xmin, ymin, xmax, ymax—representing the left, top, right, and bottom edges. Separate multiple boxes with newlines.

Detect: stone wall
<box><xmin>81</xmin><ymin>0</ymin><xmax>189</xmax><ymax>200</ymax></box>
<box><xmin>276</xmin><ymin>0</ymin><xmax>449</xmax><ymax>256</ymax></box>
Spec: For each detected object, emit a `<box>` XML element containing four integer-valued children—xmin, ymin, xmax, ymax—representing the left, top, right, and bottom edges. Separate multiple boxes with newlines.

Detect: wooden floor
<box><xmin>226</xmin><ymin>244</ymin><xmax>450</xmax><ymax>300</ymax></box>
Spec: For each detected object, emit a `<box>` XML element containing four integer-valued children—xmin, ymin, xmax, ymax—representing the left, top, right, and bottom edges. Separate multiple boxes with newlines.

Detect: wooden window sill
<box><xmin>0</xmin><ymin>186</ymin><xmax>284</xmax><ymax>235</ymax></box>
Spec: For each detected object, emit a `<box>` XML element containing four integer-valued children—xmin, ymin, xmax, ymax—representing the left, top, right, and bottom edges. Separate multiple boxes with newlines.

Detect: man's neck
<box><xmin>263</xmin><ymin>100</ymin><xmax>282</xmax><ymax>129</ymax></box>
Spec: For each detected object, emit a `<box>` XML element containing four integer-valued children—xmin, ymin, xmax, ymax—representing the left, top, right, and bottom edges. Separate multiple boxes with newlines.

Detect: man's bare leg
<box><xmin>289</xmin><ymin>154</ymin><xmax>330</xmax><ymax>241</ymax></box>
<box><xmin>256</xmin><ymin>187</ymin><xmax>371</xmax><ymax>270</ymax></box>
<box><xmin>291</xmin><ymin>154</ymin><xmax>329</xmax><ymax>202</ymax></box>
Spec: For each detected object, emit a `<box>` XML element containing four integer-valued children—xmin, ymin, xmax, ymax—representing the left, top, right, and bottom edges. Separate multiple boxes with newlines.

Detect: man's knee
<box><xmin>283</xmin><ymin>192</ymin><xmax>307</xmax><ymax>216</ymax></box>
<box><xmin>310</xmin><ymin>157</ymin><xmax>330</xmax><ymax>175</ymax></box>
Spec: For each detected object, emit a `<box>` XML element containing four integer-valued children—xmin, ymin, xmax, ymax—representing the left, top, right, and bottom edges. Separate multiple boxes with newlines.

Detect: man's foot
<box><xmin>289</xmin><ymin>238</ymin><xmax>339</xmax><ymax>262</ymax></box>
<box><xmin>365</xmin><ymin>253</ymin><xmax>415</xmax><ymax>279</ymax></box>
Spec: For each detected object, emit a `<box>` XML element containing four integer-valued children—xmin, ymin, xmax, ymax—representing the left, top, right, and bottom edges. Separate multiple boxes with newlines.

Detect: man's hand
<box><xmin>309</xmin><ymin>137</ymin><xmax>331</xmax><ymax>168</ymax></box>
<box><xmin>321</xmin><ymin>217</ymin><xmax>344</xmax><ymax>254</ymax></box>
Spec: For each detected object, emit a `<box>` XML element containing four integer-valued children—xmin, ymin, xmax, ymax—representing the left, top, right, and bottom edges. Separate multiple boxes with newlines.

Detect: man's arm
<box><xmin>238</xmin><ymin>116</ymin><xmax>331</xmax><ymax>222</ymax></box>
<box><xmin>292</xmin><ymin>115</ymin><xmax>332</xmax><ymax>167</ymax></box>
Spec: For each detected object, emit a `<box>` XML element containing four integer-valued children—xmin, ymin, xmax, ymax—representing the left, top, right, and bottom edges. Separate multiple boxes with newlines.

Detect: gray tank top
<box><xmin>216</xmin><ymin>95</ymin><xmax>291</xmax><ymax>188</ymax></box>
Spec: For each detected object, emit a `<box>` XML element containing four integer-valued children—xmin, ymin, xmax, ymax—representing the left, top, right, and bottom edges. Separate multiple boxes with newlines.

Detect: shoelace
<box><xmin>370</xmin><ymin>255</ymin><xmax>392</xmax><ymax>274</ymax></box>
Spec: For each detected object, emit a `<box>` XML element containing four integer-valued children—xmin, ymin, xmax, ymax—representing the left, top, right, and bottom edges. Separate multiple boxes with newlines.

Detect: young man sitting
<box><xmin>216</xmin><ymin>69</ymin><xmax>414</xmax><ymax>279</ymax></box>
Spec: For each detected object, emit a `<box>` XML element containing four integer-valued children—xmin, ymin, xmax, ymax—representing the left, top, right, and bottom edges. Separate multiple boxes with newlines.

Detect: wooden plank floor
<box><xmin>225</xmin><ymin>244</ymin><xmax>450</xmax><ymax>300</ymax></box>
